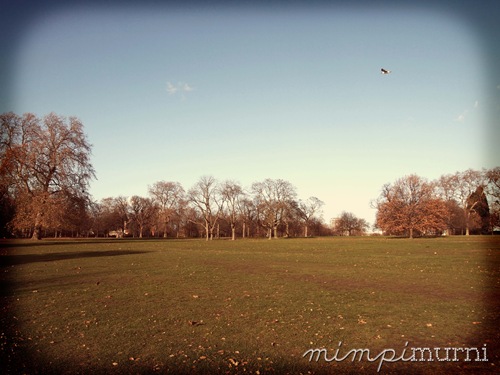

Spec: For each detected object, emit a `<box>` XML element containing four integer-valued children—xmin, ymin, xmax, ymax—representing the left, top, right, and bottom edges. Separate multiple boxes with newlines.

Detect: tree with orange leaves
<box><xmin>375</xmin><ymin>175</ymin><xmax>447</xmax><ymax>238</ymax></box>
<box><xmin>1</xmin><ymin>112</ymin><xmax>95</xmax><ymax>239</ymax></box>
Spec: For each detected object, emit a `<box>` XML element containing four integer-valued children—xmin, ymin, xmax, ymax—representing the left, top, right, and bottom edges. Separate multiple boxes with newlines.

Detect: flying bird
<box><xmin>381</xmin><ymin>68</ymin><xmax>391</xmax><ymax>75</ymax></box>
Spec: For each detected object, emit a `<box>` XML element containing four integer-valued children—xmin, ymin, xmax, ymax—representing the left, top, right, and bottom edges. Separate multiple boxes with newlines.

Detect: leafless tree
<box><xmin>251</xmin><ymin>178</ymin><xmax>297</xmax><ymax>239</ymax></box>
<box><xmin>437</xmin><ymin>169</ymin><xmax>486</xmax><ymax>235</ymax></box>
<box><xmin>297</xmin><ymin>196</ymin><xmax>324</xmax><ymax>237</ymax></box>
<box><xmin>221</xmin><ymin>180</ymin><xmax>245</xmax><ymax>240</ymax></box>
<box><xmin>149</xmin><ymin>181</ymin><xmax>185</xmax><ymax>238</ymax></box>
<box><xmin>113</xmin><ymin>196</ymin><xmax>131</xmax><ymax>237</ymax></box>
<box><xmin>129</xmin><ymin>196</ymin><xmax>158</xmax><ymax>238</ymax></box>
<box><xmin>238</xmin><ymin>197</ymin><xmax>257</xmax><ymax>238</ymax></box>
<box><xmin>485</xmin><ymin>167</ymin><xmax>500</xmax><ymax>230</ymax></box>
<box><xmin>332</xmin><ymin>211</ymin><xmax>368</xmax><ymax>236</ymax></box>
<box><xmin>188</xmin><ymin>176</ymin><xmax>225</xmax><ymax>240</ymax></box>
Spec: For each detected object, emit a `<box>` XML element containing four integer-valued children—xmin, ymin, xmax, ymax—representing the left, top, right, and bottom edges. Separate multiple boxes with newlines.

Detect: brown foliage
<box><xmin>1</xmin><ymin>112</ymin><xmax>95</xmax><ymax>238</ymax></box>
<box><xmin>375</xmin><ymin>175</ymin><xmax>447</xmax><ymax>238</ymax></box>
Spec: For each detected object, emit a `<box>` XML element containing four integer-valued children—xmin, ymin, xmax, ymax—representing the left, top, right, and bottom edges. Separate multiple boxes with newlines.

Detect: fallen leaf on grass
<box><xmin>229</xmin><ymin>358</ymin><xmax>239</xmax><ymax>366</ymax></box>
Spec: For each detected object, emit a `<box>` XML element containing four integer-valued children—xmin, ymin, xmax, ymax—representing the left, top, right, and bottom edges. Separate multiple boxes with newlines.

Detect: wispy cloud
<box><xmin>166</xmin><ymin>82</ymin><xmax>178</xmax><ymax>95</ymax></box>
<box><xmin>455</xmin><ymin>99</ymin><xmax>478</xmax><ymax>122</ymax></box>
<box><xmin>166</xmin><ymin>81</ymin><xmax>195</xmax><ymax>98</ymax></box>
<box><xmin>455</xmin><ymin>111</ymin><xmax>467</xmax><ymax>122</ymax></box>
<box><xmin>182</xmin><ymin>83</ymin><xmax>194</xmax><ymax>92</ymax></box>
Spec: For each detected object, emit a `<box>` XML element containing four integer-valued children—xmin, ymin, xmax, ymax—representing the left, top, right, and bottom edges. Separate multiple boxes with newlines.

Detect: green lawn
<box><xmin>1</xmin><ymin>237</ymin><xmax>499</xmax><ymax>374</ymax></box>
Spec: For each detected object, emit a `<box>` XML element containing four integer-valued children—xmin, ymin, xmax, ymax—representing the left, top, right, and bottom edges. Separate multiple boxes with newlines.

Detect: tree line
<box><xmin>89</xmin><ymin>177</ymin><xmax>328</xmax><ymax>240</ymax></box>
<box><xmin>1</xmin><ymin>112</ymin><xmax>499</xmax><ymax>239</ymax></box>
<box><xmin>1</xmin><ymin>112</ymin><xmax>330</xmax><ymax>239</ymax></box>
<box><xmin>373</xmin><ymin>169</ymin><xmax>500</xmax><ymax>238</ymax></box>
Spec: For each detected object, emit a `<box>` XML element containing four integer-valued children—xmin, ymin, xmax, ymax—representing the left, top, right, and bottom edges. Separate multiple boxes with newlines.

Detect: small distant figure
<box><xmin>381</xmin><ymin>68</ymin><xmax>391</xmax><ymax>75</ymax></box>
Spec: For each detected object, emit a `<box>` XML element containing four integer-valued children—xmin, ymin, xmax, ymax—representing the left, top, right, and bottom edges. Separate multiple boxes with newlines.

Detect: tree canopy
<box><xmin>1</xmin><ymin>112</ymin><xmax>498</xmax><ymax>239</ymax></box>
<box><xmin>1</xmin><ymin>112</ymin><xmax>95</xmax><ymax>239</ymax></box>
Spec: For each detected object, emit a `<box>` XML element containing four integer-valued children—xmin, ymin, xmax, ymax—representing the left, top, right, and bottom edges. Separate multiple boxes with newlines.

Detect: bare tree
<box><xmin>332</xmin><ymin>211</ymin><xmax>368</xmax><ymax>236</ymax></box>
<box><xmin>251</xmin><ymin>178</ymin><xmax>297</xmax><ymax>239</ymax></box>
<box><xmin>112</xmin><ymin>196</ymin><xmax>131</xmax><ymax>237</ymax></box>
<box><xmin>221</xmin><ymin>180</ymin><xmax>245</xmax><ymax>240</ymax></box>
<box><xmin>297</xmin><ymin>196</ymin><xmax>324</xmax><ymax>237</ymax></box>
<box><xmin>149</xmin><ymin>181</ymin><xmax>185</xmax><ymax>238</ymax></box>
<box><xmin>486</xmin><ymin>167</ymin><xmax>500</xmax><ymax>231</ymax></box>
<box><xmin>1</xmin><ymin>112</ymin><xmax>95</xmax><ymax>239</ymax></box>
<box><xmin>437</xmin><ymin>169</ymin><xmax>486</xmax><ymax>235</ymax></box>
<box><xmin>238</xmin><ymin>197</ymin><xmax>257</xmax><ymax>238</ymax></box>
<box><xmin>188</xmin><ymin>176</ymin><xmax>225</xmax><ymax>240</ymax></box>
<box><xmin>129</xmin><ymin>196</ymin><xmax>158</xmax><ymax>238</ymax></box>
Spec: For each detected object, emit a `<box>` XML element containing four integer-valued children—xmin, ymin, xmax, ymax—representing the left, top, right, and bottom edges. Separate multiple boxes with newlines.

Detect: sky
<box><xmin>1</xmin><ymin>1</ymin><xmax>499</xmax><ymax>228</ymax></box>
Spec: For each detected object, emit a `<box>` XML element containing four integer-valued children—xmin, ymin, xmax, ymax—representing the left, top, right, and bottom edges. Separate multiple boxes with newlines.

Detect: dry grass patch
<box><xmin>1</xmin><ymin>237</ymin><xmax>498</xmax><ymax>374</ymax></box>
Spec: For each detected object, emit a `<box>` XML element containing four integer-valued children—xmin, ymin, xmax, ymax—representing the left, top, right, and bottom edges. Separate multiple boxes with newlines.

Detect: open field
<box><xmin>1</xmin><ymin>237</ymin><xmax>499</xmax><ymax>374</ymax></box>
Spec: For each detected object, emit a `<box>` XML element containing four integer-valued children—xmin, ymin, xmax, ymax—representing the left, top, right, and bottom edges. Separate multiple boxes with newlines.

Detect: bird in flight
<box><xmin>381</xmin><ymin>68</ymin><xmax>391</xmax><ymax>75</ymax></box>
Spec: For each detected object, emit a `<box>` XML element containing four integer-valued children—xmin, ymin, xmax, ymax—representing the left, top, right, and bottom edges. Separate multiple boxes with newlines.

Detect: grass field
<box><xmin>1</xmin><ymin>236</ymin><xmax>499</xmax><ymax>374</ymax></box>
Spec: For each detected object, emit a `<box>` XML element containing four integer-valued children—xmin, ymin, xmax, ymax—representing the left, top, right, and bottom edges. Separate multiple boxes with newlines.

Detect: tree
<box><xmin>238</xmin><ymin>197</ymin><xmax>257</xmax><ymax>238</ymax></box>
<box><xmin>0</xmin><ymin>112</ymin><xmax>95</xmax><ymax>239</ymax></box>
<box><xmin>93</xmin><ymin>197</ymin><xmax>127</xmax><ymax>237</ymax></box>
<box><xmin>149</xmin><ymin>181</ymin><xmax>185</xmax><ymax>238</ymax></box>
<box><xmin>333</xmin><ymin>211</ymin><xmax>368</xmax><ymax>236</ymax></box>
<box><xmin>297</xmin><ymin>196</ymin><xmax>324</xmax><ymax>237</ymax></box>
<box><xmin>0</xmin><ymin>113</ymin><xmax>19</xmax><ymax>236</ymax></box>
<box><xmin>375</xmin><ymin>175</ymin><xmax>447</xmax><ymax>238</ymax></box>
<box><xmin>221</xmin><ymin>180</ymin><xmax>245</xmax><ymax>240</ymax></box>
<box><xmin>129</xmin><ymin>196</ymin><xmax>158</xmax><ymax>238</ymax></box>
<box><xmin>251</xmin><ymin>178</ymin><xmax>297</xmax><ymax>239</ymax></box>
<box><xmin>113</xmin><ymin>196</ymin><xmax>131</xmax><ymax>237</ymax></box>
<box><xmin>188</xmin><ymin>176</ymin><xmax>225</xmax><ymax>240</ymax></box>
<box><xmin>466</xmin><ymin>186</ymin><xmax>490</xmax><ymax>234</ymax></box>
<box><xmin>485</xmin><ymin>167</ymin><xmax>500</xmax><ymax>231</ymax></box>
<box><xmin>437</xmin><ymin>169</ymin><xmax>486</xmax><ymax>235</ymax></box>
<box><xmin>0</xmin><ymin>184</ymin><xmax>15</xmax><ymax>237</ymax></box>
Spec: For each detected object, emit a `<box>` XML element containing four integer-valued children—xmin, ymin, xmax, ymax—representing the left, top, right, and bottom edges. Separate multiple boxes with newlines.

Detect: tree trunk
<box><xmin>231</xmin><ymin>223</ymin><xmax>236</xmax><ymax>240</ymax></box>
<box><xmin>32</xmin><ymin>211</ymin><xmax>43</xmax><ymax>240</ymax></box>
<box><xmin>409</xmin><ymin>227</ymin><xmax>414</xmax><ymax>239</ymax></box>
<box><xmin>32</xmin><ymin>225</ymin><xmax>42</xmax><ymax>240</ymax></box>
<box><xmin>242</xmin><ymin>222</ymin><xmax>246</xmax><ymax>239</ymax></box>
<box><xmin>304</xmin><ymin>225</ymin><xmax>308</xmax><ymax>238</ymax></box>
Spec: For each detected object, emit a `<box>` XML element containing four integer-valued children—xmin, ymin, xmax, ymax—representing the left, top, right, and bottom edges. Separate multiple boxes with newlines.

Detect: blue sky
<box><xmin>2</xmin><ymin>1</ymin><xmax>499</xmax><ymax>227</ymax></box>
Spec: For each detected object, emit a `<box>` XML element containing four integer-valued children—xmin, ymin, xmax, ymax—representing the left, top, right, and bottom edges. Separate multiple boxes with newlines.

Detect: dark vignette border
<box><xmin>0</xmin><ymin>1</ymin><xmax>499</xmax><ymax>373</ymax></box>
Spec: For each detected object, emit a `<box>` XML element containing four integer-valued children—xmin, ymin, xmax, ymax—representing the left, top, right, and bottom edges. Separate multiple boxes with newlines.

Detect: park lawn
<box><xmin>0</xmin><ymin>236</ymin><xmax>499</xmax><ymax>374</ymax></box>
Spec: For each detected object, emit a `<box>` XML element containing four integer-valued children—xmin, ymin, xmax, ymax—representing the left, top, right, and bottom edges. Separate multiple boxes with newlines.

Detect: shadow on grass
<box><xmin>0</xmin><ymin>250</ymin><xmax>152</xmax><ymax>266</ymax></box>
<box><xmin>0</xmin><ymin>238</ymin><xmax>166</xmax><ymax>249</ymax></box>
